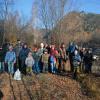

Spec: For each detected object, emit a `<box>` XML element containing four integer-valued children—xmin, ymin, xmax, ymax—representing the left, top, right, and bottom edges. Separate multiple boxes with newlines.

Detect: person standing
<box><xmin>41</xmin><ymin>49</ymin><xmax>49</xmax><ymax>73</ymax></box>
<box><xmin>25</xmin><ymin>52</ymin><xmax>34</xmax><ymax>75</ymax></box>
<box><xmin>33</xmin><ymin>47</ymin><xmax>40</xmax><ymax>74</ymax></box>
<box><xmin>19</xmin><ymin>43</ymin><xmax>30</xmax><ymax>75</ymax></box>
<box><xmin>14</xmin><ymin>40</ymin><xmax>22</xmax><ymax>71</ymax></box>
<box><xmin>37</xmin><ymin>43</ymin><xmax>45</xmax><ymax>72</ymax></box>
<box><xmin>5</xmin><ymin>45</ymin><xmax>16</xmax><ymax>75</ymax></box>
<box><xmin>72</xmin><ymin>50</ymin><xmax>81</xmax><ymax>79</ymax></box>
<box><xmin>59</xmin><ymin>43</ymin><xmax>68</xmax><ymax>72</ymax></box>
<box><xmin>49</xmin><ymin>45</ymin><xmax>58</xmax><ymax>73</ymax></box>
<box><xmin>67</xmin><ymin>42</ymin><xmax>77</xmax><ymax>72</ymax></box>
<box><xmin>84</xmin><ymin>49</ymin><xmax>93</xmax><ymax>74</ymax></box>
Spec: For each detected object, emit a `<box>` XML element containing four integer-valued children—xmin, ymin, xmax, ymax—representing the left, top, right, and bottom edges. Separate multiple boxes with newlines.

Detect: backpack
<box><xmin>14</xmin><ymin>69</ymin><xmax>21</xmax><ymax>80</ymax></box>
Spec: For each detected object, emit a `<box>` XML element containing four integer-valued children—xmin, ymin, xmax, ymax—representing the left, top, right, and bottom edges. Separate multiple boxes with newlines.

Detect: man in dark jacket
<box><xmin>19</xmin><ymin>43</ymin><xmax>30</xmax><ymax>74</ymax></box>
<box><xmin>84</xmin><ymin>49</ymin><xmax>93</xmax><ymax>73</ymax></box>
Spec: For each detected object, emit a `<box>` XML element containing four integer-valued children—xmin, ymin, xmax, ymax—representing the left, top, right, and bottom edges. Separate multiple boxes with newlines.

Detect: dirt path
<box><xmin>0</xmin><ymin>73</ymin><xmax>93</xmax><ymax>100</ymax></box>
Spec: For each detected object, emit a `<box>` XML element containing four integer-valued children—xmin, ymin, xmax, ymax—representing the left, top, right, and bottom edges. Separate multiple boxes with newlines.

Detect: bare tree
<box><xmin>33</xmin><ymin>0</ymin><xmax>76</xmax><ymax>45</ymax></box>
<box><xmin>0</xmin><ymin>0</ymin><xmax>14</xmax><ymax>45</ymax></box>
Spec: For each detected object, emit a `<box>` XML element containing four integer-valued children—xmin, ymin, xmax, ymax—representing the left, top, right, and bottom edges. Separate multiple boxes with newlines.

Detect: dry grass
<box><xmin>79</xmin><ymin>74</ymin><xmax>100</xmax><ymax>100</ymax></box>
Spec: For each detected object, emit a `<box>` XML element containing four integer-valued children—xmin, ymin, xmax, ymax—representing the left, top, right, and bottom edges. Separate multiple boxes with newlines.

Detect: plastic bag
<box><xmin>14</xmin><ymin>69</ymin><xmax>21</xmax><ymax>80</ymax></box>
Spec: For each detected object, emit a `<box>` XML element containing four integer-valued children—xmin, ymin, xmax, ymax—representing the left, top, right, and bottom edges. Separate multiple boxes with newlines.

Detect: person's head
<box><xmin>61</xmin><ymin>43</ymin><xmax>65</xmax><ymax>48</ymax></box>
<box><xmin>43</xmin><ymin>49</ymin><xmax>48</xmax><ymax>54</ymax></box>
<box><xmin>51</xmin><ymin>45</ymin><xmax>55</xmax><ymax>50</ymax></box>
<box><xmin>34</xmin><ymin>47</ymin><xmax>38</xmax><ymax>52</ymax></box>
<box><xmin>17</xmin><ymin>39</ymin><xmax>21</xmax><ymax>44</ymax></box>
<box><xmin>9</xmin><ymin>45</ymin><xmax>13</xmax><ymax>51</ymax></box>
<box><xmin>40</xmin><ymin>43</ymin><xmax>44</xmax><ymax>48</ymax></box>
<box><xmin>82</xmin><ymin>48</ymin><xmax>86</xmax><ymax>51</ymax></box>
<box><xmin>28</xmin><ymin>52</ymin><xmax>32</xmax><ymax>57</ymax></box>
<box><xmin>23</xmin><ymin>43</ymin><xmax>28</xmax><ymax>49</ymax></box>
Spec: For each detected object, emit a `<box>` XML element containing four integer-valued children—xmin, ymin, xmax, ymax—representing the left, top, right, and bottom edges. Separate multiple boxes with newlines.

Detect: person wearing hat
<box><xmin>41</xmin><ymin>49</ymin><xmax>50</xmax><ymax>73</ymax></box>
<box><xmin>19</xmin><ymin>43</ymin><xmax>30</xmax><ymax>75</ymax></box>
<box><xmin>5</xmin><ymin>45</ymin><xmax>16</xmax><ymax>75</ymax></box>
<box><xmin>14</xmin><ymin>39</ymin><xmax>22</xmax><ymax>70</ymax></box>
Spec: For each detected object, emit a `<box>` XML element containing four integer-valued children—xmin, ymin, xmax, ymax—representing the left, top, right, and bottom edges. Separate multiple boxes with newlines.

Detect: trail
<box><xmin>0</xmin><ymin>73</ymin><xmax>93</xmax><ymax>100</ymax></box>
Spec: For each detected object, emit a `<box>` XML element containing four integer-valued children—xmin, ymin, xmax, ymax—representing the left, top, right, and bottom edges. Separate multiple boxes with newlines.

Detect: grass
<box><xmin>78</xmin><ymin>73</ymin><xmax>100</xmax><ymax>99</ymax></box>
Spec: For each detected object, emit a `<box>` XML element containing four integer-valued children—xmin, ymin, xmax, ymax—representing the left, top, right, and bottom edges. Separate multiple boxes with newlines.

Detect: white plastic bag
<box><xmin>14</xmin><ymin>69</ymin><xmax>21</xmax><ymax>80</ymax></box>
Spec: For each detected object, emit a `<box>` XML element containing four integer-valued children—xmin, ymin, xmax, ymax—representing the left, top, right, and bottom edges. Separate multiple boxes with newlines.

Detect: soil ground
<box><xmin>0</xmin><ymin>72</ymin><xmax>96</xmax><ymax>100</ymax></box>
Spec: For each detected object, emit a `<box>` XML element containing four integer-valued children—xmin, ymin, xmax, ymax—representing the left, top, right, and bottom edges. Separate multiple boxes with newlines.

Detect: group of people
<box><xmin>0</xmin><ymin>40</ymin><xmax>94</xmax><ymax>79</ymax></box>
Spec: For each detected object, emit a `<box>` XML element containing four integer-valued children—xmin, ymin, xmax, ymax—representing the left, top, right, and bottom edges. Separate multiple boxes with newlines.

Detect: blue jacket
<box><xmin>73</xmin><ymin>54</ymin><xmax>81</xmax><ymax>67</ymax></box>
<box><xmin>5</xmin><ymin>51</ymin><xmax>16</xmax><ymax>63</ymax></box>
<box><xmin>67</xmin><ymin>44</ymin><xmax>76</xmax><ymax>54</ymax></box>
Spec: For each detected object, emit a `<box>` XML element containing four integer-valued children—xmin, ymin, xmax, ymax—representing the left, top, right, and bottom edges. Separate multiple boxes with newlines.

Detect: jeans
<box><xmin>34</xmin><ymin>61</ymin><xmax>40</xmax><ymax>74</ymax></box>
<box><xmin>50</xmin><ymin>62</ymin><xmax>56</xmax><ymax>73</ymax></box>
<box><xmin>85</xmin><ymin>63</ymin><xmax>92</xmax><ymax>73</ymax></box>
<box><xmin>39</xmin><ymin>61</ymin><xmax>43</xmax><ymax>72</ymax></box>
<box><xmin>8</xmin><ymin>62</ymin><xmax>14</xmax><ymax>74</ymax></box>
<box><xmin>0</xmin><ymin>62</ymin><xmax>4</xmax><ymax>72</ymax></box>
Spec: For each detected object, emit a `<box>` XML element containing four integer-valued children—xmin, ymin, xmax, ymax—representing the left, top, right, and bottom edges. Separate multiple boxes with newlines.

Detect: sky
<box><xmin>12</xmin><ymin>0</ymin><xmax>100</xmax><ymax>28</ymax></box>
<box><xmin>13</xmin><ymin>0</ymin><xmax>100</xmax><ymax>16</ymax></box>
<box><xmin>13</xmin><ymin>0</ymin><xmax>33</xmax><ymax>18</ymax></box>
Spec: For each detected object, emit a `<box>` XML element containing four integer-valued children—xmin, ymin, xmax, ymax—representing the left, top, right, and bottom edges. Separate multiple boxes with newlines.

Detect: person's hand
<box><xmin>78</xmin><ymin>62</ymin><xmax>80</xmax><ymax>65</ymax></box>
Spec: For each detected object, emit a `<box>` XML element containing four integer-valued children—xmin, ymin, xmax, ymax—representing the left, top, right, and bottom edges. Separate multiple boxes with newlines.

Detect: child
<box><xmin>33</xmin><ymin>47</ymin><xmax>40</xmax><ymax>74</ymax></box>
<box><xmin>73</xmin><ymin>50</ymin><xmax>81</xmax><ymax>79</ymax></box>
<box><xmin>25</xmin><ymin>52</ymin><xmax>34</xmax><ymax>75</ymax></box>
<box><xmin>49</xmin><ymin>54</ymin><xmax>56</xmax><ymax>74</ymax></box>
<box><xmin>5</xmin><ymin>45</ymin><xmax>16</xmax><ymax>75</ymax></box>
<box><xmin>41</xmin><ymin>49</ymin><xmax>49</xmax><ymax>73</ymax></box>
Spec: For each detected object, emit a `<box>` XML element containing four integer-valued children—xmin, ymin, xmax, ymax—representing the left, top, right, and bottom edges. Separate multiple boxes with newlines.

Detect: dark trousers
<box><xmin>69</xmin><ymin>55</ymin><xmax>74</xmax><ymax>72</ymax></box>
<box><xmin>39</xmin><ymin>61</ymin><xmax>43</xmax><ymax>72</ymax></box>
<box><xmin>58</xmin><ymin>58</ymin><xmax>66</xmax><ymax>72</ymax></box>
<box><xmin>20</xmin><ymin>60</ymin><xmax>26</xmax><ymax>75</ymax></box>
<box><xmin>85</xmin><ymin>63</ymin><xmax>92</xmax><ymax>73</ymax></box>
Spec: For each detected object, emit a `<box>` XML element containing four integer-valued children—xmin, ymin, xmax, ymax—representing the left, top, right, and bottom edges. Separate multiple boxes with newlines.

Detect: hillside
<box><xmin>45</xmin><ymin>11</ymin><xmax>100</xmax><ymax>45</ymax></box>
<box><xmin>0</xmin><ymin>73</ymin><xmax>94</xmax><ymax>100</ymax></box>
